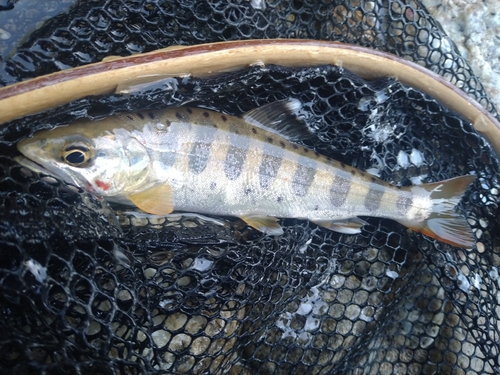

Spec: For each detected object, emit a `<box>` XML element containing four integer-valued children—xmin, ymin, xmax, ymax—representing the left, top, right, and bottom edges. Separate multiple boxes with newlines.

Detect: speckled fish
<box><xmin>16</xmin><ymin>99</ymin><xmax>476</xmax><ymax>248</ymax></box>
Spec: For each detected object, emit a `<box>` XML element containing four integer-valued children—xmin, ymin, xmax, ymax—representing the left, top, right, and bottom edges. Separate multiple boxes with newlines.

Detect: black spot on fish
<box><xmin>245</xmin><ymin>188</ymin><xmax>252</xmax><ymax>195</ymax></box>
<box><xmin>350</xmin><ymin>169</ymin><xmax>356</xmax><ymax>175</ymax></box>
<box><xmin>330</xmin><ymin>175</ymin><xmax>351</xmax><ymax>207</ymax></box>
<box><xmin>186</xmin><ymin>108</ymin><xmax>192</xmax><ymax>114</ymax></box>
<box><xmin>340</xmin><ymin>162</ymin><xmax>346</xmax><ymax>169</ymax></box>
<box><xmin>277</xmin><ymin>196</ymin><xmax>283</xmax><ymax>203</ymax></box>
<box><xmin>314</xmin><ymin>151</ymin><xmax>320</xmax><ymax>158</ymax></box>
<box><xmin>292</xmin><ymin>160</ymin><xmax>316</xmax><ymax>197</ymax></box>
<box><xmin>303</xmin><ymin>148</ymin><xmax>309</xmax><ymax>153</ymax></box>
<box><xmin>221</xmin><ymin>115</ymin><xmax>227</xmax><ymax>122</ymax></box>
<box><xmin>279</xmin><ymin>141</ymin><xmax>286</xmax><ymax>149</ymax></box>
<box><xmin>203</xmin><ymin>111</ymin><xmax>209</xmax><ymax>118</ymax></box>
<box><xmin>396</xmin><ymin>193</ymin><xmax>413</xmax><ymax>216</ymax></box>
<box><xmin>176</xmin><ymin>112</ymin><xmax>182</xmax><ymax>120</ymax></box>
<box><xmin>370</xmin><ymin>177</ymin><xmax>376</xmax><ymax>183</ymax></box>
<box><xmin>360</xmin><ymin>172</ymin><xmax>365</xmax><ymax>177</ymax></box>
<box><xmin>213</xmin><ymin>124</ymin><xmax>218</xmax><ymax>129</ymax></box>
<box><xmin>137</xmin><ymin>112</ymin><xmax>144</xmax><ymax>120</ymax></box>
<box><xmin>251</xmin><ymin>127</ymin><xmax>257</xmax><ymax>134</ymax></box>
<box><xmin>364</xmin><ymin>184</ymin><xmax>384</xmax><ymax>212</ymax></box>
<box><xmin>148</xmin><ymin>112</ymin><xmax>155</xmax><ymax>119</ymax></box>
<box><xmin>267</xmin><ymin>137</ymin><xmax>273</xmax><ymax>144</ymax></box>
<box><xmin>314</xmin><ymin>205</ymin><xmax>319</xmax><ymax>211</ymax></box>
<box><xmin>126</xmin><ymin>114</ymin><xmax>134</xmax><ymax>120</ymax></box>
<box><xmin>210</xmin><ymin>182</ymin><xmax>216</xmax><ymax>190</ymax></box>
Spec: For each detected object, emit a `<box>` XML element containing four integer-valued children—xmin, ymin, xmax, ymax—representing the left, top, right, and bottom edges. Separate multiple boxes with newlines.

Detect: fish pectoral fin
<box><xmin>242</xmin><ymin>99</ymin><xmax>312</xmax><ymax>141</ymax></box>
<box><xmin>241</xmin><ymin>215</ymin><xmax>284</xmax><ymax>236</ymax></box>
<box><xmin>312</xmin><ymin>217</ymin><xmax>368</xmax><ymax>234</ymax></box>
<box><xmin>127</xmin><ymin>184</ymin><xmax>174</xmax><ymax>215</ymax></box>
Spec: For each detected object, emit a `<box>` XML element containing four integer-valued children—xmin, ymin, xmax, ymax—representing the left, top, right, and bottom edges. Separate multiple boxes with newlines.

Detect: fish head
<box><xmin>17</xmin><ymin>121</ymin><xmax>151</xmax><ymax>197</ymax></box>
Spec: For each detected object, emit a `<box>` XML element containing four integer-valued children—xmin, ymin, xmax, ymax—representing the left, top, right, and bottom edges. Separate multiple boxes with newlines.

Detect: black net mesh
<box><xmin>1</xmin><ymin>1</ymin><xmax>500</xmax><ymax>374</ymax></box>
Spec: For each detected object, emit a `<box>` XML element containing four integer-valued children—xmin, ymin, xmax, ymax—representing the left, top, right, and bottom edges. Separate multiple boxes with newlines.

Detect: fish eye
<box><xmin>62</xmin><ymin>144</ymin><xmax>91</xmax><ymax>167</ymax></box>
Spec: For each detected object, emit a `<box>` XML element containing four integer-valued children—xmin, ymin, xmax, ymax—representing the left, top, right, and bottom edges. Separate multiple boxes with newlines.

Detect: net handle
<box><xmin>1</xmin><ymin>39</ymin><xmax>499</xmax><ymax>156</ymax></box>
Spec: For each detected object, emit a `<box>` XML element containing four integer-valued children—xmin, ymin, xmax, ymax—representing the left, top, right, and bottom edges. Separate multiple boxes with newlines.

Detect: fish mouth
<box><xmin>14</xmin><ymin>155</ymin><xmax>92</xmax><ymax>192</ymax></box>
<box><xmin>14</xmin><ymin>155</ymin><xmax>53</xmax><ymax>175</ymax></box>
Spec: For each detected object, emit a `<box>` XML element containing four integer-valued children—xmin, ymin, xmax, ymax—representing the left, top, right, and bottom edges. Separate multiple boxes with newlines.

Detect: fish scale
<box><xmin>17</xmin><ymin>99</ymin><xmax>476</xmax><ymax>248</ymax></box>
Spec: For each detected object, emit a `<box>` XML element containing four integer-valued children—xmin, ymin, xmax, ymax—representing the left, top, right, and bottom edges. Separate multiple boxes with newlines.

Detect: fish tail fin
<box><xmin>397</xmin><ymin>175</ymin><xmax>476</xmax><ymax>248</ymax></box>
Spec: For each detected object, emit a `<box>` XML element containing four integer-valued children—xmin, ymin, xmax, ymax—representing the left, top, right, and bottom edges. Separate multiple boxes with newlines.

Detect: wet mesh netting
<box><xmin>1</xmin><ymin>1</ymin><xmax>500</xmax><ymax>374</ymax></box>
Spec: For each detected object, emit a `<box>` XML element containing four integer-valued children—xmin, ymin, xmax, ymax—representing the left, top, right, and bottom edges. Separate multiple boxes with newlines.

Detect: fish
<box><xmin>16</xmin><ymin>99</ymin><xmax>476</xmax><ymax>248</ymax></box>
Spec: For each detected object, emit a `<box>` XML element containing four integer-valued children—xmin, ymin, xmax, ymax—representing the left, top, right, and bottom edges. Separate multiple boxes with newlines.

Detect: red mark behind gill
<box><xmin>95</xmin><ymin>180</ymin><xmax>110</xmax><ymax>191</ymax></box>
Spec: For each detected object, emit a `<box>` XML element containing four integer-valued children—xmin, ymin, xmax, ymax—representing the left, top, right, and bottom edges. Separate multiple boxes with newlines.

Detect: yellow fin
<box><xmin>312</xmin><ymin>217</ymin><xmax>368</xmax><ymax>234</ymax></box>
<box><xmin>241</xmin><ymin>215</ymin><xmax>284</xmax><ymax>236</ymax></box>
<box><xmin>127</xmin><ymin>185</ymin><xmax>174</xmax><ymax>215</ymax></box>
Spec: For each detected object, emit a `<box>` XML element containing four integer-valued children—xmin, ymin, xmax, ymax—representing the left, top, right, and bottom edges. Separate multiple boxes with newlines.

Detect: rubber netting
<box><xmin>1</xmin><ymin>1</ymin><xmax>500</xmax><ymax>375</ymax></box>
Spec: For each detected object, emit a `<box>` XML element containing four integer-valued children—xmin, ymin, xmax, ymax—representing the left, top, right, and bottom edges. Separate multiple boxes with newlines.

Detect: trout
<box><xmin>16</xmin><ymin>99</ymin><xmax>476</xmax><ymax>248</ymax></box>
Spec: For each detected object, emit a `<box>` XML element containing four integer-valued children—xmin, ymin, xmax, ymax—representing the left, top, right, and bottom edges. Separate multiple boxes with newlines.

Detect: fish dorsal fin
<box><xmin>127</xmin><ymin>184</ymin><xmax>174</xmax><ymax>215</ymax></box>
<box><xmin>242</xmin><ymin>99</ymin><xmax>312</xmax><ymax>141</ymax></box>
<box><xmin>241</xmin><ymin>215</ymin><xmax>284</xmax><ymax>236</ymax></box>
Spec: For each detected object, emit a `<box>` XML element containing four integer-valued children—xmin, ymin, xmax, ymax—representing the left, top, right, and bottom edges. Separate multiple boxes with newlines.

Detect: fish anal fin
<box><xmin>312</xmin><ymin>217</ymin><xmax>368</xmax><ymax>234</ymax></box>
<box><xmin>242</xmin><ymin>99</ymin><xmax>312</xmax><ymax>141</ymax></box>
<box><xmin>241</xmin><ymin>215</ymin><xmax>284</xmax><ymax>236</ymax></box>
<box><xmin>127</xmin><ymin>184</ymin><xmax>174</xmax><ymax>215</ymax></box>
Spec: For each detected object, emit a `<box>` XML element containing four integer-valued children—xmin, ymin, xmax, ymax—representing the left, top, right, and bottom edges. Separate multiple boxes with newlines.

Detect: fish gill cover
<box><xmin>0</xmin><ymin>1</ymin><xmax>500</xmax><ymax>375</ymax></box>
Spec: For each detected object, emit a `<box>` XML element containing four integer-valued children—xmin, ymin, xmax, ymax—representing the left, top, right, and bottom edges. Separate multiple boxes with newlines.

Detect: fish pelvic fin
<box><xmin>127</xmin><ymin>184</ymin><xmax>174</xmax><ymax>215</ymax></box>
<box><xmin>241</xmin><ymin>215</ymin><xmax>284</xmax><ymax>236</ymax></box>
<box><xmin>397</xmin><ymin>175</ymin><xmax>476</xmax><ymax>249</ymax></box>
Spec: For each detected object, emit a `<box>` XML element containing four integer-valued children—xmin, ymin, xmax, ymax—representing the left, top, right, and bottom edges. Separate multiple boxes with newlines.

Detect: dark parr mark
<box><xmin>137</xmin><ymin>112</ymin><xmax>144</xmax><ymax>120</ymax></box>
<box><xmin>279</xmin><ymin>141</ymin><xmax>286</xmax><ymax>149</ymax></box>
<box><xmin>126</xmin><ymin>114</ymin><xmax>134</xmax><ymax>120</ymax></box>
<box><xmin>189</xmin><ymin>128</ymin><xmax>216</xmax><ymax>175</ymax></box>
<box><xmin>203</xmin><ymin>111</ymin><xmax>209</xmax><ymax>118</ymax></box>
<box><xmin>364</xmin><ymin>183</ymin><xmax>384</xmax><ymax>212</ymax></box>
<box><xmin>221</xmin><ymin>115</ymin><xmax>227</xmax><ymax>122</ymax></box>
<box><xmin>329</xmin><ymin>175</ymin><xmax>352</xmax><ymax>207</ymax></box>
<box><xmin>148</xmin><ymin>112</ymin><xmax>155</xmax><ymax>119</ymax></box>
<box><xmin>396</xmin><ymin>192</ymin><xmax>413</xmax><ymax>216</ymax></box>
<box><xmin>176</xmin><ymin>112</ymin><xmax>183</xmax><ymax>120</ymax></box>
<box><xmin>259</xmin><ymin>154</ymin><xmax>282</xmax><ymax>189</ymax></box>
<box><xmin>266</xmin><ymin>137</ymin><xmax>273</xmax><ymax>144</ymax></box>
<box><xmin>251</xmin><ymin>127</ymin><xmax>257</xmax><ymax>134</ymax></box>
<box><xmin>186</xmin><ymin>108</ymin><xmax>193</xmax><ymax>114</ymax></box>
<box><xmin>292</xmin><ymin>159</ymin><xmax>316</xmax><ymax>197</ymax></box>
<box><xmin>224</xmin><ymin>145</ymin><xmax>247</xmax><ymax>180</ymax></box>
